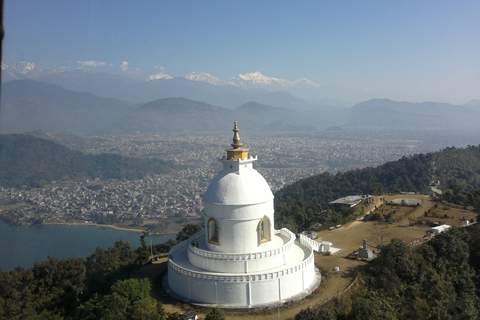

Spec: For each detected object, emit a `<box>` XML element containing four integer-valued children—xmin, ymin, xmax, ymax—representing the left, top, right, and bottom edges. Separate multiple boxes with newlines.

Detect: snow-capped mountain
<box><xmin>147</xmin><ymin>71</ymin><xmax>173</xmax><ymax>80</ymax></box>
<box><xmin>235</xmin><ymin>71</ymin><xmax>292</xmax><ymax>87</ymax></box>
<box><xmin>184</xmin><ymin>70</ymin><xmax>321</xmax><ymax>90</ymax></box>
<box><xmin>3</xmin><ymin>61</ymin><xmax>351</xmax><ymax>106</ymax></box>
<box><xmin>229</xmin><ymin>71</ymin><xmax>321</xmax><ymax>89</ymax></box>
<box><xmin>2</xmin><ymin>61</ymin><xmax>44</xmax><ymax>80</ymax></box>
<box><xmin>292</xmin><ymin>78</ymin><xmax>321</xmax><ymax>88</ymax></box>
<box><xmin>12</xmin><ymin>61</ymin><xmax>42</xmax><ymax>75</ymax></box>
<box><xmin>186</xmin><ymin>72</ymin><xmax>227</xmax><ymax>86</ymax></box>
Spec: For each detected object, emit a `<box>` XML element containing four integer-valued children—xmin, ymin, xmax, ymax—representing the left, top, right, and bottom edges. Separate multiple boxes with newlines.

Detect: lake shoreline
<box><xmin>0</xmin><ymin>219</ymin><xmax>181</xmax><ymax>236</ymax></box>
<box><xmin>0</xmin><ymin>220</ymin><xmax>178</xmax><ymax>235</ymax></box>
<box><xmin>0</xmin><ymin>223</ymin><xmax>177</xmax><ymax>272</ymax></box>
<box><xmin>43</xmin><ymin>222</ymin><xmax>178</xmax><ymax>236</ymax></box>
<box><xmin>42</xmin><ymin>222</ymin><xmax>146</xmax><ymax>233</ymax></box>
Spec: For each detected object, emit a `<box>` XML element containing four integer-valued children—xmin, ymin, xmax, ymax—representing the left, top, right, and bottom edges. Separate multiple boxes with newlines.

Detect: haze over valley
<box><xmin>1</xmin><ymin>60</ymin><xmax>480</xmax><ymax>231</ymax></box>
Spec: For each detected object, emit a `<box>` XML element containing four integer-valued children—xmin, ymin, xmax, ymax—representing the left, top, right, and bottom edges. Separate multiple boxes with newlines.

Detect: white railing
<box><xmin>186</xmin><ymin>228</ymin><xmax>295</xmax><ymax>262</ymax></box>
<box><xmin>168</xmin><ymin>244</ymin><xmax>314</xmax><ymax>283</ymax></box>
<box><xmin>169</xmin><ymin>238</ymin><xmax>189</xmax><ymax>255</ymax></box>
<box><xmin>299</xmin><ymin>234</ymin><xmax>321</xmax><ymax>253</ymax></box>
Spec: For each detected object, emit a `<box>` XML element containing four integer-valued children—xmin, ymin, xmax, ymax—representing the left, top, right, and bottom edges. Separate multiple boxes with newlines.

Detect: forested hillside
<box><xmin>0</xmin><ymin>134</ymin><xmax>180</xmax><ymax>188</ymax></box>
<box><xmin>275</xmin><ymin>145</ymin><xmax>480</xmax><ymax>232</ymax></box>
<box><xmin>294</xmin><ymin>224</ymin><xmax>480</xmax><ymax>320</ymax></box>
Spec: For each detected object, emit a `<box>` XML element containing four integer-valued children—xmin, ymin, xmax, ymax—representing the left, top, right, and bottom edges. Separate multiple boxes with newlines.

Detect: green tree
<box><xmin>111</xmin><ymin>278</ymin><xmax>151</xmax><ymax>303</ymax></box>
<box><xmin>205</xmin><ymin>307</ymin><xmax>225</xmax><ymax>320</ymax></box>
<box><xmin>176</xmin><ymin>223</ymin><xmax>203</xmax><ymax>242</ymax></box>
<box><xmin>294</xmin><ymin>306</ymin><xmax>336</xmax><ymax>320</ymax></box>
<box><xmin>131</xmin><ymin>297</ymin><xmax>164</xmax><ymax>320</ymax></box>
<box><xmin>85</xmin><ymin>240</ymin><xmax>139</xmax><ymax>297</ymax></box>
<box><xmin>137</xmin><ymin>231</ymin><xmax>151</xmax><ymax>262</ymax></box>
<box><xmin>99</xmin><ymin>279</ymin><xmax>165</xmax><ymax>320</ymax></box>
<box><xmin>100</xmin><ymin>292</ymin><xmax>129</xmax><ymax>320</ymax></box>
<box><xmin>351</xmin><ymin>290</ymin><xmax>399</xmax><ymax>320</ymax></box>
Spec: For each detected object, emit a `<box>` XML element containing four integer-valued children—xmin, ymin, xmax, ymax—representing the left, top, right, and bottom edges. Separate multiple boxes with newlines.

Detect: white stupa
<box><xmin>167</xmin><ymin>122</ymin><xmax>320</xmax><ymax>308</ymax></box>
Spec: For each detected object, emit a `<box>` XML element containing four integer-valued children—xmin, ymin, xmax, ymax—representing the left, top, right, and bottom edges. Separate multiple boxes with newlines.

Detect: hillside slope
<box><xmin>0</xmin><ymin>134</ymin><xmax>180</xmax><ymax>188</ymax></box>
<box><xmin>102</xmin><ymin>97</ymin><xmax>233</xmax><ymax>134</ymax></box>
<box><xmin>274</xmin><ymin>145</ymin><xmax>480</xmax><ymax>232</ymax></box>
<box><xmin>0</xmin><ymin>79</ymin><xmax>133</xmax><ymax>134</ymax></box>
<box><xmin>276</xmin><ymin>145</ymin><xmax>480</xmax><ymax>207</ymax></box>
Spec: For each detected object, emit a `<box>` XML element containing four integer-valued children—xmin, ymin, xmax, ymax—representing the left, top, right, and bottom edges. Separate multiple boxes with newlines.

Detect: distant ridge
<box><xmin>0</xmin><ymin>134</ymin><xmax>180</xmax><ymax>188</ymax></box>
<box><xmin>234</xmin><ymin>101</ymin><xmax>318</xmax><ymax>131</ymax></box>
<box><xmin>23</xmin><ymin>130</ymin><xmax>95</xmax><ymax>148</ymax></box>
<box><xmin>0</xmin><ymin>79</ymin><xmax>133</xmax><ymax>134</ymax></box>
<box><xmin>103</xmin><ymin>98</ymin><xmax>319</xmax><ymax>134</ymax></box>
<box><xmin>345</xmin><ymin>99</ymin><xmax>480</xmax><ymax>129</ymax></box>
<box><xmin>103</xmin><ymin>98</ymin><xmax>233</xmax><ymax>134</ymax></box>
<box><xmin>2</xmin><ymin>78</ymin><xmax>479</xmax><ymax>135</ymax></box>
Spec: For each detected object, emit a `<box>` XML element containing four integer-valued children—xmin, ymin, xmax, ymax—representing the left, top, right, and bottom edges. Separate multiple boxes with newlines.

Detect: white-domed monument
<box><xmin>167</xmin><ymin>122</ymin><xmax>320</xmax><ymax>308</ymax></box>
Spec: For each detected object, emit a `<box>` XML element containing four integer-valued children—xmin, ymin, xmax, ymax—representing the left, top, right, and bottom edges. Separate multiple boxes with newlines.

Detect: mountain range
<box><xmin>2</xmin><ymin>62</ymin><xmax>327</xmax><ymax>108</ymax></box>
<box><xmin>0</xmin><ymin>79</ymin><xmax>327</xmax><ymax>135</ymax></box>
<box><xmin>1</xmin><ymin>63</ymin><xmax>479</xmax><ymax>135</ymax></box>
<box><xmin>102</xmin><ymin>98</ymin><xmax>319</xmax><ymax>134</ymax></box>
<box><xmin>3</xmin><ymin>62</ymin><xmax>321</xmax><ymax>89</ymax></box>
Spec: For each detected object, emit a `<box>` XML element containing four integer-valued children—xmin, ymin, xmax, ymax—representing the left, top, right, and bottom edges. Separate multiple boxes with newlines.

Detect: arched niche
<box><xmin>258</xmin><ymin>216</ymin><xmax>271</xmax><ymax>244</ymax></box>
<box><xmin>207</xmin><ymin>217</ymin><xmax>220</xmax><ymax>245</ymax></box>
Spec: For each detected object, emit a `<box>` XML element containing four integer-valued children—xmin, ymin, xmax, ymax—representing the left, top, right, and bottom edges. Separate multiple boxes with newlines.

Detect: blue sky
<box><xmin>3</xmin><ymin>0</ymin><xmax>479</xmax><ymax>104</ymax></box>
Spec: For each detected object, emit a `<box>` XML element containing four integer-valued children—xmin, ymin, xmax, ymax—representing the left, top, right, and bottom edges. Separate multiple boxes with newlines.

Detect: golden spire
<box><xmin>231</xmin><ymin>121</ymin><xmax>243</xmax><ymax>149</ymax></box>
<box><xmin>226</xmin><ymin>121</ymin><xmax>249</xmax><ymax>161</ymax></box>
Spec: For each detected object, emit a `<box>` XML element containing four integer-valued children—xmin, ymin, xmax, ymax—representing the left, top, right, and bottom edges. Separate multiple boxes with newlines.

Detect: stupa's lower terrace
<box><xmin>186</xmin><ymin>228</ymin><xmax>295</xmax><ymax>273</ymax></box>
<box><xmin>167</xmin><ymin>229</ymin><xmax>317</xmax><ymax>306</ymax></box>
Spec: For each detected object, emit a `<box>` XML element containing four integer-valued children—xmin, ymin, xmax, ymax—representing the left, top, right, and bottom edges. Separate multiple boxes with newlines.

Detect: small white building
<box><xmin>167</xmin><ymin>122</ymin><xmax>319</xmax><ymax>308</ymax></box>
<box><xmin>431</xmin><ymin>225</ymin><xmax>451</xmax><ymax>234</ymax></box>
<box><xmin>320</xmin><ymin>241</ymin><xmax>333</xmax><ymax>253</ymax></box>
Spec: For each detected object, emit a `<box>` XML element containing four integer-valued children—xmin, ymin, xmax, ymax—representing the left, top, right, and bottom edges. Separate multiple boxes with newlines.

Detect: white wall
<box><xmin>204</xmin><ymin>201</ymin><xmax>274</xmax><ymax>253</ymax></box>
<box><xmin>168</xmin><ymin>241</ymin><xmax>316</xmax><ymax>306</ymax></box>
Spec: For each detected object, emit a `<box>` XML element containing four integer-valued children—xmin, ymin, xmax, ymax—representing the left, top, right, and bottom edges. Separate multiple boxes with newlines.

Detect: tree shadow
<box><xmin>339</xmin><ymin>264</ymin><xmax>365</xmax><ymax>280</ymax></box>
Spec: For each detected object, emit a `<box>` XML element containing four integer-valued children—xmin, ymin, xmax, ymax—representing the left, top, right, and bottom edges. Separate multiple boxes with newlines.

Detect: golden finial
<box><xmin>231</xmin><ymin>121</ymin><xmax>243</xmax><ymax>149</ymax></box>
<box><xmin>226</xmin><ymin>121</ymin><xmax>249</xmax><ymax>160</ymax></box>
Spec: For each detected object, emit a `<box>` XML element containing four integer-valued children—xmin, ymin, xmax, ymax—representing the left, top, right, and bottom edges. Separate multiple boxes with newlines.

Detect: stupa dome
<box><xmin>203</xmin><ymin>168</ymin><xmax>273</xmax><ymax>205</ymax></box>
<box><xmin>203</xmin><ymin>121</ymin><xmax>273</xmax><ymax>205</ymax></box>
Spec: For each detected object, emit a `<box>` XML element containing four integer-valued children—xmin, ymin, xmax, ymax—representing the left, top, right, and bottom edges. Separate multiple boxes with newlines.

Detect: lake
<box><xmin>0</xmin><ymin>223</ymin><xmax>176</xmax><ymax>272</ymax></box>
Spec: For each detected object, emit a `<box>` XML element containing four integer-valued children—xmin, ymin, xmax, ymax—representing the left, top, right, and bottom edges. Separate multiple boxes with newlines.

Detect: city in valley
<box><xmin>0</xmin><ymin>129</ymin><xmax>474</xmax><ymax>232</ymax></box>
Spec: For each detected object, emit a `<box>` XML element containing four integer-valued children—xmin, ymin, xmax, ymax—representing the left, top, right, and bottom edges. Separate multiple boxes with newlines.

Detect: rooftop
<box><xmin>329</xmin><ymin>195</ymin><xmax>363</xmax><ymax>206</ymax></box>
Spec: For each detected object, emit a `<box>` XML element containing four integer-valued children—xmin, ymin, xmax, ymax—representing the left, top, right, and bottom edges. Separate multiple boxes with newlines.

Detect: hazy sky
<box><xmin>3</xmin><ymin>0</ymin><xmax>479</xmax><ymax>104</ymax></box>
